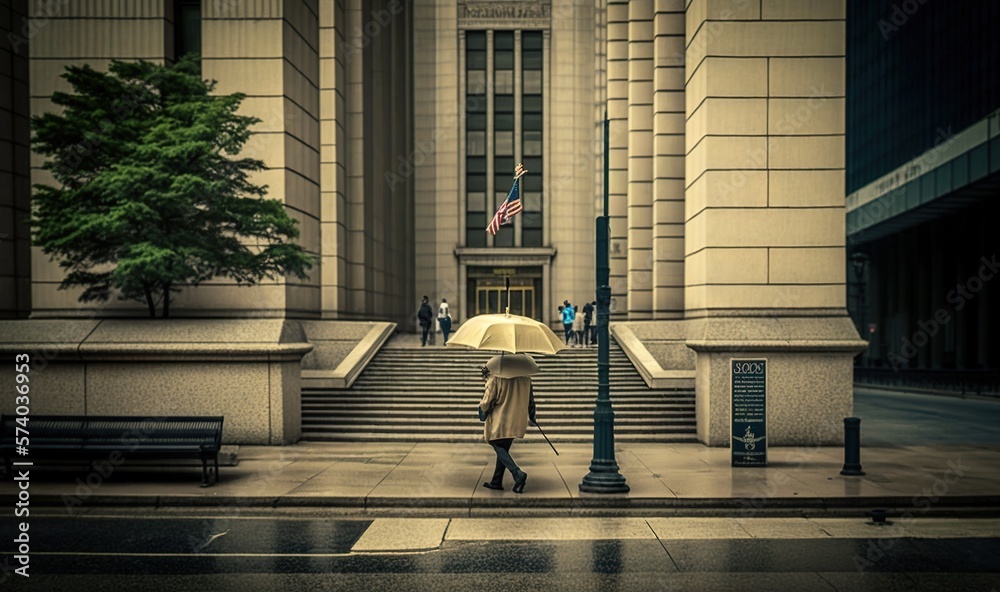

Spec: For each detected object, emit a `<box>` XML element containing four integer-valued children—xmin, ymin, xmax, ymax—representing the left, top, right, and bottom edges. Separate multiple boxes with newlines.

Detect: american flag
<box><xmin>486</xmin><ymin>163</ymin><xmax>526</xmax><ymax>236</ymax></box>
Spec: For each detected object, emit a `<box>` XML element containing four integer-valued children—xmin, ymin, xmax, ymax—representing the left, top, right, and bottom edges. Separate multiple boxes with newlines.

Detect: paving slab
<box><xmin>350</xmin><ymin>518</ymin><xmax>449</xmax><ymax>552</ymax></box>
<box><xmin>446</xmin><ymin>517</ymin><xmax>655</xmax><ymax>540</ymax></box>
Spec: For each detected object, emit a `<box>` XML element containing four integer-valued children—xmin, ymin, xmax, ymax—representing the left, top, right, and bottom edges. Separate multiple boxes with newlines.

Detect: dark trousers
<box><xmin>439</xmin><ymin>317</ymin><xmax>452</xmax><ymax>345</ymax></box>
<box><xmin>420</xmin><ymin>323</ymin><xmax>431</xmax><ymax>346</ymax></box>
<box><xmin>563</xmin><ymin>323</ymin><xmax>574</xmax><ymax>344</ymax></box>
<box><xmin>584</xmin><ymin>322</ymin><xmax>592</xmax><ymax>345</ymax></box>
<box><xmin>488</xmin><ymin>438</ymin><xmax>520</xmax><ymax>485</ymax></box>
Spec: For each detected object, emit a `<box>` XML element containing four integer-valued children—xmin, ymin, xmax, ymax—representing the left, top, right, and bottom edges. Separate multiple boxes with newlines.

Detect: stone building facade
<box><xmin>0</xmin><ymin>0</ymin><xmax>864</xmax><ymax>446</ymax></box>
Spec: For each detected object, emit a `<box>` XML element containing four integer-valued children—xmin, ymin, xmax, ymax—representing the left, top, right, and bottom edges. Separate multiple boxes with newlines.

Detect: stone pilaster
<box><xmin>626</xmin><ymin>0</ymin><xmax>653</xmax><ymax>319</ymax></box>
<box><xmin>652</xmin><ymin>0</ymin><xmax>685</xmax><ymax>319</ymax></box>
<box><xmin>683</xmin><ymin>0</ymin><xmax>864</xmax><ymax>445</ymax></box>
<box><xmin>606</xmin><ymin>0</ymin><xmax>629</xmax><ymax>318</ymax></box>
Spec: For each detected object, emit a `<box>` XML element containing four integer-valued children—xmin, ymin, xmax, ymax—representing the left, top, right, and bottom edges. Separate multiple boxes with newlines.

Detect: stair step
<box><xmin>301</xmin><ymin>339</ymin><xmax>696</xmax><ymax>443</ymax></box>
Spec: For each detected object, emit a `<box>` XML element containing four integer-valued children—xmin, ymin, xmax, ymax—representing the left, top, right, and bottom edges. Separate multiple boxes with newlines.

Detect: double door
<box><xmin>475</xmin><ymin>284</ymin><xmax>535</xmax><ymax>319</ymax></box>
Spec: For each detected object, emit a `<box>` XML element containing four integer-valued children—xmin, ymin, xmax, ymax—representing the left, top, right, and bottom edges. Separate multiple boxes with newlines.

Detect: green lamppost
<box><xmin>580</xmin><ymin>117</ymin><xmax>629</xmax><ymax>494</ymax></box>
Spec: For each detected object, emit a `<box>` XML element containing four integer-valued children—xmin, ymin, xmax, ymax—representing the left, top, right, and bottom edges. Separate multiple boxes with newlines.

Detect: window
<box><xmin>464</xmin><ymin>30</ymin><xmax>545</xmax><ymax>247</ymax></box>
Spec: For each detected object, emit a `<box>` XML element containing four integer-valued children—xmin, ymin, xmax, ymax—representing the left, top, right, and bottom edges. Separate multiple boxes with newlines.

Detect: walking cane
<box><xmin>533</xmin><ymin>421</ymin><xmax>559</xmax><ymax>456</ymax></box>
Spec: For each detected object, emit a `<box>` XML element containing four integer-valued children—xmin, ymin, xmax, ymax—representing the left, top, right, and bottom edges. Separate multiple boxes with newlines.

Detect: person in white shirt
<box><xmin>437</xmin><ymin>298</ymin><xmax>452</xmax><ymax>345</ymax></box>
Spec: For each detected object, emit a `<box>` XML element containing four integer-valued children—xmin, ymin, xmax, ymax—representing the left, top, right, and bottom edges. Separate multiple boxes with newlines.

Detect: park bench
<box><xmin>1</xmin><ymin>415</ymin><xmax>224</xmax><ymax>487</ymax></box>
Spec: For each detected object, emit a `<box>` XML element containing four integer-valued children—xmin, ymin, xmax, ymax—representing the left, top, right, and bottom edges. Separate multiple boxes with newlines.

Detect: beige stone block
<box><xmin>654</xmin><ymin>234</ymin><xmax>685</xmax><ymax>256</ymax></box>
<box><xmin>685</xmin><ymin>283</ymin><xmax>846</xmax><ymax>310</ymax></box>
<box><xmin>685</xmin><ymin>58</ymin><xmax>768</xmax><ymax>113</ymax></box>
<box><xmin>238</xmin><ymin>97</ymin><xmax>288</xmax><ymax>133</ymax></box>
<box><xmin>686</xmin><ymin>0</ymin><xmax>762</xmax><ymax>44</ymax></box>
<box><xmin>0</xmin><ymin>363</ymin><xmax>86</xmax><ymax>415</ymax></box>
<box><xmin>284</xmin><ymin>207</ymin><xmax>320</xmax><ymax>255</ymax></box>
<box><xmin>654</xmin><ymin>89</ymin><xmax>685</xmax><ymax>114</ymax></box>
<box><xmin>686</xmin><ymin>136</ymin><xmax>767</xmax><ymax>186</ymax></box>
<box><xmin>205</xmin><ymin>59</ymin><xmax>285</xmax><ymax>96</ymax></box>
<box><xmin>31</xmin><ymin>282</ymin><xmax>107</xmax><ymax>316</ymax></box>
<box><xmin>768</xmin><ymin>170</ymin><xmax>845</xmax><ymax>207</ymax></box>
<box><xmin>692</xmin><ymin>348</ymin><xmax>855</xmax><ymax>446</ymax></box>
<box><xmin>762</xmin><ymin>0</ymin><xmax>845</xmax><ymax>20</ymax></box>
<box><xmin>687</xmin><ymin>22</ymin><xmax>844</xmax><ymax>71</ymax></box>
<box><xmin>686</xmin><ymin>208</ymin><xmax>844</xmax><ymax>251</ymax></box>
<box><xmin>30</xmin><ymin>59</ymin><xmax>112</xmax><ymax>97</ymax></box>
<box><xmin>768</xmin><ymin>98</ymin><xmax>844</xmax><ymax>135</ymax></box>
<box><xmin>687</xmin><ymin>247</ymin><xmax>768</xmax><ymax>285</ymax></box>
<box><xmin>653</xmin><ymin>260</ymin><xmax>685</xmax><ymax>287</ymax></box>
<box><xmin>655</xmin><ymin>134</ymin><xmax>685</xmax><ymax>156</ymax></box>
<box><xmin>29</xmin><ymin>20</ymin><xmax>165</xmax><ymax>59</ymax></box>
<box><xmin>654</xmin><ymin>36</ymin><xmax>685</xmax><ymax>67</ymax></box>
<box><xmin>771</xmin><ymin>62</ymin><xmax>844</xmax><ymax>103</ymax></box>
<box><xmin>31</xmin><ymin>248</ymin><xmax>66</xmax><ymax>283</ymax></box>
<box><xmin>629</xmin><ymin>105</ymin><xmax>655</xmax><ymax>131</ymax></box>
<box><xmin>685</xmin><ymin>171</ymin><xmax>767</xmax><ymax>219</ymax></box>
<box><xmin>320</xmin><ymin>220</ymin><xmax>346</xmax><ymax>258</ymax></box>
<box><xmin>243</xmin><ymin>132</ymin><xmax>287</xmax><ymax>169</ymax></box>
<box><xmin>168</xmin><ymin>283</ymin><xmax>289</xmax><ymax>315</ymax></box>
<box><xmin>768</xmin><ymin>136</ymin><xmax>844</xmax><ymax>169</ymax></box>
<box><xmin>687</xmin><ymin>98</ymin><xmax>766</xmax><ymax>152</ymax></box>
<box><xmin>203</xmin><ymin>20</ymin><xmax>283</xmax><ymax>59</ymax></box>
<box><xmin>85</xmin><ymin>362</ymin><xmax>276</xmax><ymax>443</ymax></box>
<box><xmin>769</xmin><ymin>247</ymin><xmax>846</xmax><ymax>284</ymax></box>
<box><xmin>654</xmin><ymin>155</ymin><xmax>686</xmax><ymax>181</ymax></box>
<box><xmin>629</xmin><ymin>288</ymin><xmax>654</xmax><ymax>312</ymax></box>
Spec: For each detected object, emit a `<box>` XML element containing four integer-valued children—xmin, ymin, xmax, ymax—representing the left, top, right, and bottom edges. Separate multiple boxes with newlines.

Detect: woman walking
<box><xmin>479</xmin><ymin>355</ymin><xmax>536</xmax><ymax>493</ymax></box>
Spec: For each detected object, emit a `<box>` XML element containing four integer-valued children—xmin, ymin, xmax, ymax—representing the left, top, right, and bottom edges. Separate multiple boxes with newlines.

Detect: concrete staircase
<box><xmin>301</xmin><ymin>337</ymin><xmax>697</xmax><ymax>442</ymax></box>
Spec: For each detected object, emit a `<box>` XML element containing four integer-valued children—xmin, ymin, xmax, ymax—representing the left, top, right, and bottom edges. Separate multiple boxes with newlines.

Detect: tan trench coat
<box><xmin>479</xmin><ymin>375</ymin><xmax>534</xmax><ymax>443</ymax></box>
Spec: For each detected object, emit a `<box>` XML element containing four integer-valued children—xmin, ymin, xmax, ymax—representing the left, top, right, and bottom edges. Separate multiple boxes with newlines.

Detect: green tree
<box><xmin>31</xmin><ymin>56</ymin><xmax>315</xmax><ymax>318</ymax></box>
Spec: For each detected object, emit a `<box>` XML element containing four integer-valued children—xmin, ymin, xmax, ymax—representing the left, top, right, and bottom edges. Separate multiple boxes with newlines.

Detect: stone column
<box><xmin>319</xmin><ymin>0</ymin><xmax>348</xmax><ymax>318</ymax></box>
<box><xmin>652</xmin><ymin>0</ymin><xmax>685</xmax><ymax>319</ymax></box>
<box><xmin>606</xmin><ymin>0</ymin><xmax>629</xmax><ymax>318</ymax></box>
<box><xmin>683</xmin><ymin>0</ymin><xmax>864</xmax><ymax>446</ymax></box>
<box><xmin>200</xmin><ymin>0</ymin><xmax>321</xmax><ymax>318</ymax></box>
<box><xmin>626</xmin><ymin>0</ymin><xmax>653</xmax><ymax>319</ymax></box>
<box><xmin>412</xmin><ymin>0</ymin><xmax>459</xmax><ymax>321</ymax></box>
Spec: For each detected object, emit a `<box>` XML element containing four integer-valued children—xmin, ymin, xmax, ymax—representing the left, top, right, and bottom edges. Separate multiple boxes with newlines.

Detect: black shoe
<box><xmin>483</xmin><ymin>482</ymin><xmax>503</xmax><ymax>490</ymax></box>
<box><xmin>513</xmin><ymin>472</ymin><xmax>527</xmax><ymax>494</ymax></box>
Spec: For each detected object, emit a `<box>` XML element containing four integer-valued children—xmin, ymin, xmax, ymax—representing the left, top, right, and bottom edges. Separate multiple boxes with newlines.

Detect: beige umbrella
<box><xmin>486</xmin><ymin>353</ymin><xmax>540</xmax><ymax>378</ymax></box>
<box><xmin>446</xmin><ymin>313</ymin><xmax>565</xmax><ymax>355</ymax></box>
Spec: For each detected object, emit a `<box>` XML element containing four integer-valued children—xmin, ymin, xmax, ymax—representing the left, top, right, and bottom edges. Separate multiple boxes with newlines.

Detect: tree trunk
<box><xmin>144</xmin><ymin>285</ymin><xmax>156</xmax><ymax>318</ymax></box>
<box><xmin>162</xmin><ymin>282</ymin><xmax>171</xmax><ymax>318</ymax></box>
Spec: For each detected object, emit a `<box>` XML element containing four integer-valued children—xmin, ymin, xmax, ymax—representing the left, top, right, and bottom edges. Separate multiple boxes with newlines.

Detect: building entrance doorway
<box><xmin>467</xmin><ymin>266</ymin><xmax>543</xmax><ymax>321</ymax></box>
<box><xmin>476</xmin><ymin>283</ymin><xmax>534</xmax><ymax>317</ymax></box>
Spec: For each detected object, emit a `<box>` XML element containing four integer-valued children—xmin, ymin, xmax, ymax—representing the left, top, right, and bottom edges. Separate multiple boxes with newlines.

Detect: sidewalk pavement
<box><xmin>5</xmin><ymin>440</ymin><xmax>1000</xmax><ymax>516</ymax></box>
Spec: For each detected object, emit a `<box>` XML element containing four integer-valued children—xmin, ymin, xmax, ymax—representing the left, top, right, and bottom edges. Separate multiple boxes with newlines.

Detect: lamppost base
<box><xmin>579</xmin><ymin>469</ymin><xmax>630</xmax><ymax>494</ymax></box>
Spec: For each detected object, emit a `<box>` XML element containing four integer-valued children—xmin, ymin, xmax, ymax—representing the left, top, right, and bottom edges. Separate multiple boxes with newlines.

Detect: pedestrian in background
<box><xmin>479</xmin><ymin>359</ymin><xmax>535</xmax><ymax>493</ymax></box>
<box><xmin>561</xmin><ymin>299</ymin><xmax>575</xmax><ymax>345</ymax></box>
<box><xmin>438</xmin><ymin>298</ymin><xmax>452</xmax><ymax>346</ymax></box>
<box><xmin>417</xmin><ymin>296</ymin><xmax>434</xmax><ymax>346</ymax></box>
<box><xmin>584</xmin><ymin>300</ymin><xmax>597</xmax><ymax>345</ymax></box>
<box><xmin>573</xmin><ymin>305</ymin><xmax>584</xmax><ymax>347</ymax></box>
<box><xmin>582</xmin><ymin>301</ymin><xmax>594</xmax><ymax>346</ymax></box>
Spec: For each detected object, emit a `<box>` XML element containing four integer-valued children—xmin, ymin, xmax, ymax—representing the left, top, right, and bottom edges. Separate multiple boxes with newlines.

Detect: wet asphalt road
<box><xmin>2</xmin><ymin>516</ymin><xmax>999</xmax><ymax>591</ymax></box>
<box><xmin>854</xmin><ymin>388</ymin><xmax>1000</xmax><ymax>446</ymax></box>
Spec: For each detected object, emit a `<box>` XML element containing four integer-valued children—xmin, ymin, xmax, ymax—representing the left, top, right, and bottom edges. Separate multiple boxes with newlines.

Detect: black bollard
<box><xmin>840</xmin><ymin>417</ymin><xmax>865</xmax><ymax>476</ymax></box>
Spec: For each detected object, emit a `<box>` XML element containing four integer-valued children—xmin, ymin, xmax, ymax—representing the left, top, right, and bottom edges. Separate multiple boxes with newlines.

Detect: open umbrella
<box><xmin>486</xmin><ymin>353</ymin><xmax>539</xmax><ymax>378</ymax></box>
<box><xmin>446</xmin><ymin>313</ymin><xmax>565</xmax><ymax>355</ymax></box>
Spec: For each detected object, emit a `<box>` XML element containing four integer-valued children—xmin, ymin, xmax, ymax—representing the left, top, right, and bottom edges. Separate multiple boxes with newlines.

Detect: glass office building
<box><xmin>846</xmin><ymin>0</ymin><xmax>1000</xmax><ymax>390</ymax></box>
